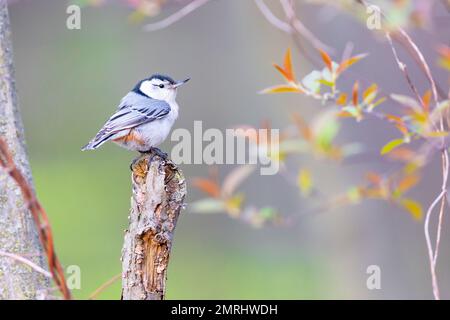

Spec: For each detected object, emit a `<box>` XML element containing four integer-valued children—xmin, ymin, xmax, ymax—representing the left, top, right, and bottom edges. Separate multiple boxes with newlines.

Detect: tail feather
<box><xmin>81</xmin><ymin>132</ymin><xmax>114</xmax><ymax>151</ymax></box>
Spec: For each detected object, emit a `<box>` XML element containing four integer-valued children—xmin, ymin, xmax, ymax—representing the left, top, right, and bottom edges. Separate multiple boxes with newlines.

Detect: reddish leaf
<box><xmin>336</xmin><ymin>93</ymin><xmax>347</xmax><ymax>106</ymax></box>
<box><xmin>352</xmin><ymin>81</ymin><xmax>359</xmax><ymax>106</ymax></box>
<box><xmin>387</xmin><ymin>147</ymin><xmax>415</xmax><ymax>162</ymax></box>
<box><xmin>422</xmin><ymin>90</ymin><xmax>431</xmax><ymax>113</ymax></box>
<box><xmin>291</xmin><ymin>112</ymin><xmax>313</xmax><ymax>141</ymax></box>
<box><xmin>273</xmin><ymin>48</ymin><xmax>296</xmax><ymax>83</ymax></box>
<box><xmin>283</xmin><ymin>48</ymin><xmax>296</xmax><ymax>82</ymax></box>
<box><xmin>319</xmin><ymin>49</ymin><xmax>333</xmax><ymax>71</ymax></box>
<box><xmin>437</xmin><ymin>45</ymin><xmax>450</xmax><ymax>60</ymax></box>
<box><xmin>366</xmin><ymin>172</ymin><xmax>382</xmax><ymax>186</ymax></box>
<box><xmin>337</xmin><ymin>53</ymin><xmax>367</xmax><ymax>74</ymax></box>
<box><xmin>192</xmin><ymin>178</ymin><xmax>221</xmax><ymax>198</ymax></box>
<box><xmin>397</xmin><ymin>174</ymin><xmax>420</xmax><ymax>193</ymax></box>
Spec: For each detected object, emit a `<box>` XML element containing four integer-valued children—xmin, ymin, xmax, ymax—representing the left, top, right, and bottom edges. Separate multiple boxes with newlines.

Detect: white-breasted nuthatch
<box><xmin>82</xmin><ymin>74</ymin><xmax>189</xmax><ymax>156</ymax></box>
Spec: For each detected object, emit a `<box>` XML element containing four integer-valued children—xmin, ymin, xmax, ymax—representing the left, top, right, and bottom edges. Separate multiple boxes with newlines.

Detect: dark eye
<box><xmin>159</xmin><ymin>84</ymin><xmax>165</xmax><ymax>88</ymax></box>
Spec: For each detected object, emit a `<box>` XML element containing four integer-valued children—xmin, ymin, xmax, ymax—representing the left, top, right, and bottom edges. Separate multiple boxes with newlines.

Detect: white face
<box><xmin>139</xmin><ymin>78</ymin><xmax>177</xmax><ymax>102</ymax></box>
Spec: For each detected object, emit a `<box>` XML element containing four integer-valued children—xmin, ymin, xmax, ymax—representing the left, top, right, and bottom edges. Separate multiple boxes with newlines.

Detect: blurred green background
<box><xmin>8</xmin><ymin>0</ymin><xmax>450</xmax><ymax>299</ymax></box>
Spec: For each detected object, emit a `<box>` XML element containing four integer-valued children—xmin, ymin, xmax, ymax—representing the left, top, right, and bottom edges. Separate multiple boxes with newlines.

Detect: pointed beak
<box><xmin>172</xmin><ymin>77</ymin><xmax>190</xmax><ymax>89</ymax></box>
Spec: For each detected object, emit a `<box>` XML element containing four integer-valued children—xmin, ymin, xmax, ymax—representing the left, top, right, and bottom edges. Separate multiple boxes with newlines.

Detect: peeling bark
<box><xmin>121</xmin><ymin>153</ymin><xmax>186</xmax><ymax>300</ymax></box>
<box><xmin>0</xmin><ymin>1</ymin><xmax>50</xmax><ymax>299</ymax></box>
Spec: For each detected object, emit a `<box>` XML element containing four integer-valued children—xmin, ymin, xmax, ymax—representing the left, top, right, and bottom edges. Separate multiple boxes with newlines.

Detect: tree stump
<box><xmin>121</xmin><ymin>152</ymin><xmax>186</xmax><ymax>300</ymax></box>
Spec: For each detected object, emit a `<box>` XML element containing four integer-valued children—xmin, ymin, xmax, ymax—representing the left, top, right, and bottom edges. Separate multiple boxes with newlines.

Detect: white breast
<box><xmin>134</xmin><ymin>101</ymin><xmax>179</xmax><ymax>151</ymax></box>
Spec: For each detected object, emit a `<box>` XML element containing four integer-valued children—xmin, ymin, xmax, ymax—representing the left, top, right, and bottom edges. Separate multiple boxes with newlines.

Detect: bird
<box><xmin>82</xmin><ymin>74</ymin><xmax>189</xmax><ymax>158</ymax></box>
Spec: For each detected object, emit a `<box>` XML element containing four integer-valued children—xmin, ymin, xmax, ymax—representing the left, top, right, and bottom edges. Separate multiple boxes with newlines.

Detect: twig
<box><xmin>254</xmin><ymin>0</ymin><xmax>321</xmax><ymax>67</ymax></box>
<box><xmin>434</xmin><ymin>167</ymin><xmax>446</xmax><ymax>266</ymax></box>
<box><xmin>0</xmin><ymin>138</ymin><xmax>71</xmax><ymax>300</ymax></box>
<box><xmin>394</xmin><ymin>29</ymin><xmax>439</xmax><ymax>104</ymax></box>
<box><xmin>279</xmin><ymin>0</ymin><xmax>334</xmax><ymax>54</ymax></box>
<box><xmin>385</xmin><ymin>32</ymin><xmax>425</xmax><ymax>108</ymax></box>
<box><xmin>0</xmin><ymin>250</ymin><xmax>52</xmax><ymax>278</ymax></box>
<box><xmin>254</xmin><ymin>0</ymin><xmax>292</xmax><ymax>33</ymax></box>
<box><xmin>424</xmin><ymin>190</ymin><xmax>445</xmax><ymax>300</ymax></box>
<box><xmin>143</xmin><ymin>0</ymin><xmax>211</xmax><ymax>31</ymax></box>
<box><xmin>424</xmin><ymin>151</ymin><xmax>448</xmax><ymax>300</ymax></box>
<box><xmin>88</xmin><ymin>273</ymin><xmax>121</xmax><ymax>300</ymax></box>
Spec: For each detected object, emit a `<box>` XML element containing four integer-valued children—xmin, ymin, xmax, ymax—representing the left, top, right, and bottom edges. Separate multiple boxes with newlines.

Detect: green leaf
<box><xmin>342</xmin><ymin>106</ymin><xmax>360</xmax><ymax>117</ymax></box>
<box><xmin>259</xmin><ymin>207</ymin><xmax>277</xmax><ymax>219</ymax></box>
<box><xmin>317</xmin><ymin>79</ymin><xmax>334</xmax><ymax>87</ymax></box>
<box><xmin>190</xmin><ymin>198</ymin><xmax>225</xmax><ymax>214</ymax></box>
<box><xmin>347</xmin><ymin>187</ymin><xmax>362</xmax><ymax>204</ymax></box>
<box><xmin>400</xmin><ymin>198</ymin><xmax>423</xmax><ymax>220</ymax></box>
<box><xmin>380</xmin><ymin>138</ymin><xmax>404</xmax><ymax>155</ymax></box>
<box><xmin>313</xmin><ymin>111</ymin><xmax>340</xmax><ymax>150</ymax></box>
<box><xmin>298</xmin><ymin>168</ymin><xmax>313</xmax><ymax>196</ymax></box>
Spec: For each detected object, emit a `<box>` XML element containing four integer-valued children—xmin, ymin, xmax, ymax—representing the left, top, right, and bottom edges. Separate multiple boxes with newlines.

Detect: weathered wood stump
<box><xmin>121</xmin><ymin>152</ymin><xmax>186</xmax><ymax>300</ymax></box>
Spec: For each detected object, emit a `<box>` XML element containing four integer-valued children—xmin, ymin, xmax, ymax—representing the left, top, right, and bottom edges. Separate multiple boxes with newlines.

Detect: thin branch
<box><xmin>385</xmin><ymin>32</ymin><xmax>425</xmax><ymax>108</ymax></box>
<box><xmin>0</xmin><ymin>250</ymin><xmax>52</xmax><ymax>278</ymax></box>
<box><xmin>424</xmin><ymin>180</ymin><xmax>446</xmax><ymax>300</ymax></box>
<box><xmin>434</xmin><ymin>173</ymin><xmax>446</xmax><ymax>266</ymax></box>
<box><xmin>279</xmin><ymin>0</ymin><xmax>334</xmax><ymax>54</ymax></box>
<box><xmin>88</xmin><ymin>273</ymin><xmax>121</xmax><ymax>300</ymax></box>
<box><xmin>254</xmin><ymin>0</ymin><xmax>292</xmax><ymax>33</ymax></box>
<box><xmin>143</xmin><ymin>0</ymin><xmax>211</xmax><ymax>31</ymax></box>
<box><xmin>254</xmin><ymin>0</ymin><xmax>321</xmax><ymax>66</ymax></box>
<box><xmin>0</xmin><ymin>138</ymin><xmax>71</xmax><ymax>300</ymax></box>
<box><xmin>394</xmin><ymin>29</ymin><xmax>439</xmax><ymax>104</ymax></box>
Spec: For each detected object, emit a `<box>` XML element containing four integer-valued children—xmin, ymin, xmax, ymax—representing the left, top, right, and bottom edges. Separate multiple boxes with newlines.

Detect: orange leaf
<box><xmin>366</xmin><ymin>172</ymin><xmax>382</xmax><ymax>185</ymax></box>
<box><xmin>437</xmin><ymin>45</ymin><xmax>450</xmax><ymax>60</ymax></box>
<box><xmin>273</xmin><ymin>48</ymin><xmax>296</xmax><ymax>83</ymax></box>
<box><xmin>261</xmin><ymin>85</ymin><xmax>304</xmax><ymax>94</ymax></box>
<box><xmin>192</xmin><ymin>178</ymin><xmax>221</xmax><ymax>198</ymax></box>
<box><xmin>396</xmin><ymin>124</ymin><xmax>409</xmax><ymax>137</ymax></box>
<box><xmin>385</xmin><ymin>114</ymin><xmax>403</xmax><ymax>123</ymax></box>
<box><xmin>352</xmin><ymin>81</ymin><xmax>359</xmax><ymax>106</ymax></box>
<box><xmin>337</xmin><ymin>111</ymin><xmax>353</xmax><ymax>118</ymax></box>
<box><xmin>291</xmin><ymin>112</ymin><xmax>313</xmax><ymax>141</ymax></box>
<box><xmin>336</xmin><ymin>93</ymin><xmax>347</xmax><ymax>106</ymax></box>
<box><xmin>385</xmin><ymin>115</ymin><xmax>409</xmax><ymax>137</ymax></box>
<box><xmin>422</xmin><ymin>90</ymin><xmax>431</xmax><ymax>113</ymax></box>
<box><xmin>387</xmin><ymin>147</ymin><xmax>415</xmax><ymax>162</ymax></box>
<box><xmin>273</xmin><ymin>64</ymin><xmax>291</xmax><ymax>82</ymax></box>
<box><xmin>363</xmin><ymin>84</ymin><xmax>378</xmax><ymax>102</ymax></box>
<box><xmin>284</xmin><ymin>48</ymin><xmax>296</xmax><ymax>82</ymax></box>
<box><xmin>397</xmin><ymin>174</ymin><xmax>420</xmax><ymax>193</ymax></box>
<box><xmin>319</xmin><ymin>49</ymin><xmax>333</xmax><ymax>71</ymax></box>
<box><xmin>337</xmin><ymin>54</ymin><xmax>367</xmax><ymax>74</ymax></box>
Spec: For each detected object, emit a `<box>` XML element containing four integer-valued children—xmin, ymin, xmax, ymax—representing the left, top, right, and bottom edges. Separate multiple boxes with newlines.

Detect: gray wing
<box><xmin>82</xmin><ymin>93</ymin><xmax>170</xmax><ymax>150</ymax></box>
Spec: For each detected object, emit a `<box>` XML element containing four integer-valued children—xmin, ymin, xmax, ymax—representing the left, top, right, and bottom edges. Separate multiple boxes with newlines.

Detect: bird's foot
<box><xmin>153</xmin><ymin>147</ymin><xmax>168</xmax><ymax>159</ymax></box>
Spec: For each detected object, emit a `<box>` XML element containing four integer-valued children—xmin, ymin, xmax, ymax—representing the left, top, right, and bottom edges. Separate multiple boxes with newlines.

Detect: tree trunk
<box><xmin>121</xmin><ymin>153</ymin><xmax>186</xmax><ymax>300</ymax></box>
<box><xmin>0</xmin><ymin>0</ymin><xmax>50</xmax><ymax>299</ymax></box>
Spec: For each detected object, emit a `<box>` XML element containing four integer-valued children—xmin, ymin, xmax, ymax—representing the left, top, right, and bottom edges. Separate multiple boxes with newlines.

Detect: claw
<box><xmin>151</xmin><ymin>147</ymin><xmax>168</xmax><ymax>160</ymax></box>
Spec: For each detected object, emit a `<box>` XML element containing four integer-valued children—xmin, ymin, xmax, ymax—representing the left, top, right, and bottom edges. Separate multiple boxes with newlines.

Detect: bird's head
<box><xmin>134</xmin><ymin>74</ymin><xmax>190</xmax><ymax>102</ymax></box>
